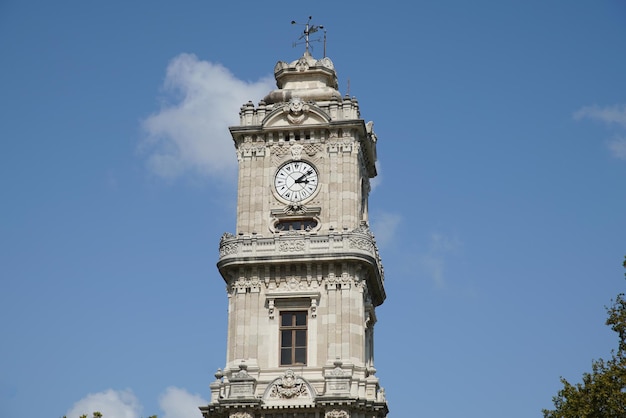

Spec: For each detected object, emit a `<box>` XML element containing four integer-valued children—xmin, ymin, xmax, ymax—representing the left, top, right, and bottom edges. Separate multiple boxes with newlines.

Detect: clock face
<box><xmin>274</xmin><ymin>161</ymin><xmax>319</xmax><ymax>202</ymax></box>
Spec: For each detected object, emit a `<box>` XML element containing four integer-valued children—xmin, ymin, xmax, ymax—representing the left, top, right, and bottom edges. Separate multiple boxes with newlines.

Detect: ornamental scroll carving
<box><xmin>219</xmin><ymin>233</ymin><xmax>237</xmax><ymax>257</ymax></box>
<box><xmin>349</xmin><ymin>225</ymin><xmax>377</xmax><ymax>253</ymax></box>
<box><xmin>268</xmin><ymin>369</ymin><xmax>310</xmax><ymax>399</ymax></box>
<box><xmin>278</xmin><ymin>239</ymin><xmax>305</xmax><ymax>252</ymax></box>
<box><xmin>325</xmin><ymin>410</ymin><xmax>349</xmax><ymax>418</ymax></box>
<box><xmin>219</xmin><ymin>242</ymin><xmax>239</xmax><ymax>257</ymax></box>
<box><xmin>229</xmin><ymin>412</ymin><xmax>253</xmax><ymax>418</ymax></box>
<box><xmin>348</xmin><ymin>236</ymin><xmax>375</xmax><ymax>252</ymax></box>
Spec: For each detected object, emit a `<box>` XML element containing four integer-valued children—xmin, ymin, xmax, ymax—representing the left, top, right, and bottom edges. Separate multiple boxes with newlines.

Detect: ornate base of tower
<box><xmin>200</xmin><ymin>362</ymin><xmax>388</xmax><ymax>418</ymax></box>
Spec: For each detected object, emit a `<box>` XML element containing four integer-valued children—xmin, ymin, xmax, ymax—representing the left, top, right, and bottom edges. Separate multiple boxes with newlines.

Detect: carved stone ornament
<box><xmin>290</xmin><ymin>143</ymin><xmax>303</xmax><ymax>159</ymax></box>
<box><xmin>232</xmin><ymin>363</ymin><xmax>252</xmax><ymax>379</ymax></box>
<box><xmin>232</xmin><ymin>277</ymin><xmax>261</xmax><ymax>293</ymax></box>
<box><xmin>221</xmin><ymin>232</ymin><xmax>235</xmax><ymax>241</ymax></box>
<box><xmin>348</xmin><ymin>236</ymin><xmax>375</xmax><ymax>252</ymax></box>
<box><xmin>278</xmin><ymin>239</ymin><xmax>305</xmax><ymax>252</ymax></box>
<box><xmin>329</xmin><ymin>359</ymin><xmax>346</xmax><ymax>376</ymax></box>
<box><xmin>286</xmin><ymin>98</ymin><xmax>308</xmax><ymax>124</ymax></box>
<box><xmin>295</xmin><ymin>57</ymin><xmax>310</xmax><ymax>72</ymax></box>
<box><xmin>325</xmin><ymin>409</ymin><xmax>349</xmax><ymax>418</ymax></box>
<box><xmin>303</xmin><ymin>143</ymin><xmax>322</xmax><ymax>156</ymax></box>
<box><xmin>229</xmin><ymin>412</ymin><xmax>253</xmax><ymax>418</ymax></box>
<box><xmin>271</xmin><ymin>144</ymin><xmax>290</xmax><ymax>159</ymax></box>
<box><xmin>349</xmin><ymin>224</ymin><xmax>377</xmax><ymax>253</ymax></box>
<box><xmin>268</xmin><ymin>369</ymin><xmax>309</xmax><ymax>399</ymax></box>
<box><xmin>219</xmin><ymin>242</ymin><xmax>239</xmax><ymax>257</ymax></box>
<box><xmin>283</xmin><ymin>202</ymin><xmax>307</xmax><ymax>215</ymax></box>
<box><xmin>219</xmin><ymin>234</ymin><xmax>239</xmax><ymax>257</ymax></box>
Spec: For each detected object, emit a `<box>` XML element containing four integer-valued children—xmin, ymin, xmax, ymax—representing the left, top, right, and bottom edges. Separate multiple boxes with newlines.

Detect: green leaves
<box><xmin>542</xmin><ymin>259</ymin><xmax>626</xmax><ymax>417</ymax></box>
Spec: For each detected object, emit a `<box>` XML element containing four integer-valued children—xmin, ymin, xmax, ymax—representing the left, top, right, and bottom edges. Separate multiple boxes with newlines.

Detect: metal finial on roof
<box><xmin>291</xmin><ymin>16</ymin><xmax>326</xmax><ymax>57</ymax></box>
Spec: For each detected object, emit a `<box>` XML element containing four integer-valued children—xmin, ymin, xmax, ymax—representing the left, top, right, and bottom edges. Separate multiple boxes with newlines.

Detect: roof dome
<box><xmin>263</xmin><ymin>52</ymin><xmax>341</xmax><ymax>104</ymax></box>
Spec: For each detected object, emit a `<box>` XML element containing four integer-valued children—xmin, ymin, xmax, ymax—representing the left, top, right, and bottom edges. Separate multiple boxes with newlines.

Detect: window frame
<box><xmin>279</xmin><ymin>310</ymin><xmax>308</xmax><ymax>366</ymax></box>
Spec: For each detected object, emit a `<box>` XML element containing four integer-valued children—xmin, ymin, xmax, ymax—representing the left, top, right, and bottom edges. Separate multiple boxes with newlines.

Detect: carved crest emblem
<box><xmin>268</xmin><ymin>369</ymin><xmax>309</xmax><ymax>399</ymax></box>
<box><xmin>286</xmin><ymin>98</ymin><xmax>308</xmax><ymax>124</ymax></box>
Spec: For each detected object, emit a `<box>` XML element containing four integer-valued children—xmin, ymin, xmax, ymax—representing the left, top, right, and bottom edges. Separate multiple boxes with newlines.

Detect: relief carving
<box><xmin>229</xmin><ymin>413</ymin><xmax>253</xmax><ymax>418</ymax></box>
<box><xmin>348</xmin><ymin>237</ymin><xmax>374</xmax><ymax>252</ymax></box>
<box><xmin>303</xmin><ymin>143</ymin><xmax>322</xmax><ymax>156</ymax></box>
<box><xmin>271</xmin><ymin>144</ymin><xmax>290</xmax><ymax>159</ymax></box>
<box><xmin>268</xmin><ymin>370</ymin><xmax>310</xmax><ymax>399</ymax></box>
<box><xmin>219</xmin><ymin>242</ymin><xmax>239</xmax><ymax>257</ymax></box>
<box><xmin>238</xmin><ymin>142</ymin><xmax>265</xmax><ymax>159</ymax></box>
<box><xmin>326</xmin><ymin>272</ymin><xmax>352</xmax><ymax>289</ymax></box>
<box><xmin>286</xmin><ymin>98</ymin><xmax>308</xmax><ymax>125</ymax></box>
<box><xmin>295</xmin><ymin>57</ymin><xmax>310</xmax><ymax>72</ymax></box>
<box><xmin>325</xmin><ymin>409</ymin><xmax>349</xmax><ymax>418</ymax></box>
<box><xmin>290</xmin><ymin>143</ymin><xmax>303</xmax><ymax>159</ymax></box>
<box><xmin>232</xmin><ymin>277</ymin><xmax>261</xmax><ymax>293</ymax></box>
<box><xmin>278</xmin><ymin>240</ymin><xmax>305</xmax><ymax>252</ymax></box>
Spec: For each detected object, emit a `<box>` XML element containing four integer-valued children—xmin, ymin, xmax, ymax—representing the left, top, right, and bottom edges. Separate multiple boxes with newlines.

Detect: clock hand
<box><xmin>294</xmin><ymin>174</ymin><xmax>309</xmax><ymax>184</ymax></box>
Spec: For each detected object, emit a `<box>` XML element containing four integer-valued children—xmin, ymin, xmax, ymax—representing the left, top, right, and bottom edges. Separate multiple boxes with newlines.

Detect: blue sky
<box><xmin>1</xmin><ymin>1</ymin><xmax>625</xmax><ymax>417</ymax></box>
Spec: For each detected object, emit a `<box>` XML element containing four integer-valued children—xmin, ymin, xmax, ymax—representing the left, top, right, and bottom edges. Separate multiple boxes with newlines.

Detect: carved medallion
<box><xmin>286</xmin><ymin>98</ymin><xmax>308</xmax><ymax>125</ymax></box>
<box><xmin>268</xmin><ymin>369</ymin><xmax>309</xmax><ymax>399</ymax></box>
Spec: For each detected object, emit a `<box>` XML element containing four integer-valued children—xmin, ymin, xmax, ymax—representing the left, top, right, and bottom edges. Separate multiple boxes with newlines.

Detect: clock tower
<box><xmin>200</xmin><ymin>47</ymin><xmax>389</xmax><ymax>418</ymax></box>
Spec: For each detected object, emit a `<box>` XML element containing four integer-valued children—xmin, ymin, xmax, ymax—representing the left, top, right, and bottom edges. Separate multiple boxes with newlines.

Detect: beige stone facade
<box><xmin>200</xmin><ymin>52</ymin><xmax>389</xmax><ymax>418</ymax></box>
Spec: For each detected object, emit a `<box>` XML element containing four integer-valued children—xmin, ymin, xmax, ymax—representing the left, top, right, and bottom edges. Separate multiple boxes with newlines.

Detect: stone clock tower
<box><xmin>200</xmin><ymin>49</ymin><xmax>389</xmax><ymax>418</ymax></box>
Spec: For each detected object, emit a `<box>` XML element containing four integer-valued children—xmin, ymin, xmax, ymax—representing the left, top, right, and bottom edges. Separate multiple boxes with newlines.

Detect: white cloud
<box><xmin>141</xmin><ymin>53</ymin><xmax>275</xmax><ymax>180</ymax></box>
<box><xmin>418</xmin><ymin>253</ymin><xmax>446</xmax><ymax>288</ymax></box>
<box><xmin>65</xmin><ymin>389</ymin><xmax>141</xmax><ymax>418</ymax></box>
<box><xmin>370</xmin><ymin>211</ymin><xmax>401</xmax><ymax>248</ymax></box>
<box><xmin>607</xmin><ymin>136</ymin><xmax>626</xmax><ymax>160</ymax></box>
<box><xmin>159</xmin><ymin>387</ymin><xmax>208</xmax><ymax>418</ymax></box>
<box><xmin>573</xmin><ymin>104</ymin><xmax>626</xmax><ymax>128</ymax></box>
<box><xmin>417</xmin><ymin>232</ymin><xmax>462</xmax><ymax>288</ymax></box>
<box><xmin>574</xmin><ymin>104</ymin><xmax>626</xmax><ymax>160</ymax></box>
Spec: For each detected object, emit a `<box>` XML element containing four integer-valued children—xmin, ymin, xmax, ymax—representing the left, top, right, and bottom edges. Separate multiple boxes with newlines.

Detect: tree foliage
<box><xmin>543</xmin><ymin>257</ymin><xmax>626</xmax><ymax>417</ymax></box>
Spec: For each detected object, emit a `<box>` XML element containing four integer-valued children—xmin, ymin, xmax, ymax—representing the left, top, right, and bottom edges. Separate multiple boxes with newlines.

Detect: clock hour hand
<box><xmin>294</xmin><ymin>174</ymin><xmax>309</xmax><ymax>184</ymax></box>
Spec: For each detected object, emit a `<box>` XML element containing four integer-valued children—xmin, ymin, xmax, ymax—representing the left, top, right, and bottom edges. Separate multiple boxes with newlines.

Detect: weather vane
<box><xmin>291</xmin><ymin>16</ymin><xmax>327</xmax><ymax>57</ymax></box>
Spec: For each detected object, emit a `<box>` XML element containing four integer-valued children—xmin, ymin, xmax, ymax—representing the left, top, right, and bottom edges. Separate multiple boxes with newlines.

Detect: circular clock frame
<box><xmin>273</xmin><ymin>160</ymin><xmax>319</xmax><ymax>203</ymax></box>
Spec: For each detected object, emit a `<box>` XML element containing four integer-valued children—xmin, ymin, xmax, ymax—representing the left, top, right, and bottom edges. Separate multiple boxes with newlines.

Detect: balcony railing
<box><xmin>218</xmin><ymin>227</ymin><xmax>384</xmax><ymax>285</ymax></box>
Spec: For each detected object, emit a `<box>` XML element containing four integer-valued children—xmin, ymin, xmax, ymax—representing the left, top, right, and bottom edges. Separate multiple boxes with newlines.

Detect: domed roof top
<box><xmin>263</xmin><ymin>52</ymin><xmax>341</xmax><ymax>104</ymax></box>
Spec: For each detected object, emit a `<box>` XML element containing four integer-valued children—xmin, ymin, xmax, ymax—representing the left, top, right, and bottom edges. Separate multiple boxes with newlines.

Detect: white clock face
<box><xmin>274</xmin><ymin>161</ymin><xmax>319</xmax><ymax>202</ymax></box>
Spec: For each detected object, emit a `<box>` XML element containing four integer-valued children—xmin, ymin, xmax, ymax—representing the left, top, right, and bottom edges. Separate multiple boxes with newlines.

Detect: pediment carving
<box><xmin>262</xmin><ymin>99</ymin><xmax>331</xmax><ymax>128</ymax></box>
<box><xmin>262</xmin><ymin>369</ymin><xmax>315</xmax><ymax>404</ymax></box>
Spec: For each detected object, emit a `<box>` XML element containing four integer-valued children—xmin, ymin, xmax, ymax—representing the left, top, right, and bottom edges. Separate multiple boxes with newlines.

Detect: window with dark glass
<box><xmin>275</xmin><ymin>218</ymin><xmax>318</xmax><ymax>232</ymax></box>
<box><xmin>280</xmin><ymin>311</ymin><xmax>307</xmax><ymax>366</ymax></box>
